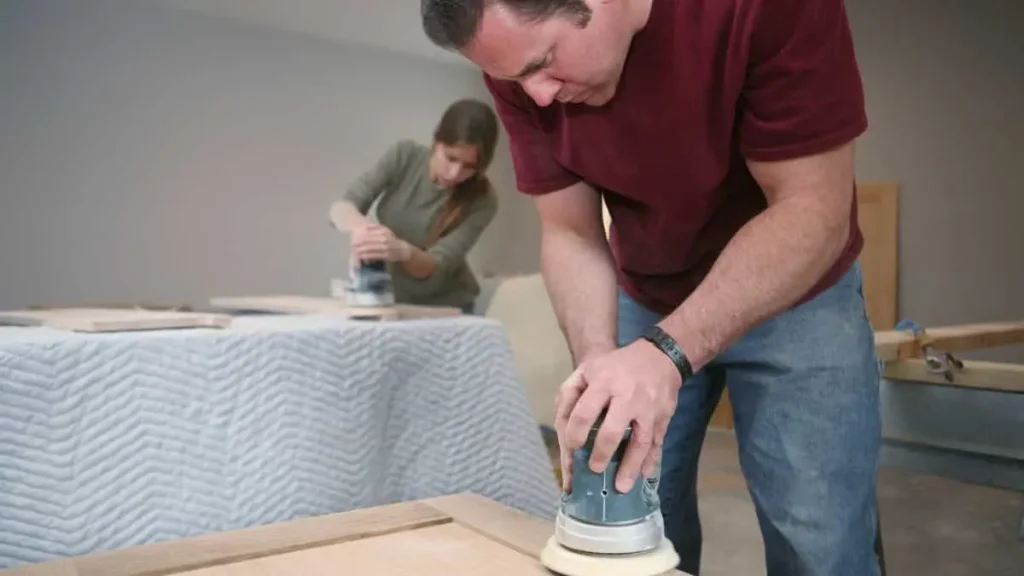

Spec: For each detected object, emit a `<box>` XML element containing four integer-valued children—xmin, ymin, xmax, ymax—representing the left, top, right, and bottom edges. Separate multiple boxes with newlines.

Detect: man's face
<box><xmin>461</xmin><ymin>1</ymin><xmax>637</xmax><ymax>107</ymax></box>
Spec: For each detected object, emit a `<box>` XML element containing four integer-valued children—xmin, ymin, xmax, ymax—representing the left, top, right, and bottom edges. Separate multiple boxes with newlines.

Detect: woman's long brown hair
<box><xmin>423</xmin><ymin>98</ymin><xmax>499</xmax><ymax>247</ymax></box>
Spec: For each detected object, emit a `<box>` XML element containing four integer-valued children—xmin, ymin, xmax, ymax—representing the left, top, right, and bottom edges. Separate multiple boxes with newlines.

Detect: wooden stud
<box><xmin>883</xmin><ymin>358</ymin><xmax>1024</xmax><ymax>394</ymax></box>
<box><xmin>874</xmin><ymin>321</ymin><xmax>1024</xmax><ymax>361</ymax></box>
<box><xmin>0</xmin><ymin>501</ymin><xmax>449</xmax><ymax>576</ymax></box>
<box><xmin>0</xmin><ymin>308</ymin><xmax>230</xmax><ymax>332</ymax></box>
<box><xmin>208</xmin><ymin>296</ymin><xmax>462</xmax><ymax>321</ymax></box>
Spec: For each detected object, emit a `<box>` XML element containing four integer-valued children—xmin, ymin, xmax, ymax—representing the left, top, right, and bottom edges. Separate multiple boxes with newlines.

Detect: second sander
<box><xmin>331</xmin><ymin>259</ymin><xmax>398</xmax><ymax>320</ymax></box>
<box><xmin>541</xmin><ymin>415</ymin><xmax>681</xmax><ymax>576</ymax></box>
<box><xmin>341</xmin><ymin>259</ymin><xmax>394</xmax><ymax>308</ymax></box>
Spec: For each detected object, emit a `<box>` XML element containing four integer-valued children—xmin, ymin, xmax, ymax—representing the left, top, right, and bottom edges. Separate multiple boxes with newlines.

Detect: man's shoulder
<box><xmin>482</xmin><ymin>73</ymin><xmax>535</xmax><ymax>113</ymax></box>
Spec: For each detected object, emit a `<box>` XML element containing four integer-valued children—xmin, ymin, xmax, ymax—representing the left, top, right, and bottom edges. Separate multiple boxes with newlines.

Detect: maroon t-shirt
<box><xmin>484</xmin><ymin>0</ymin><xmax>868</xmax><ymax>314</ymax></box>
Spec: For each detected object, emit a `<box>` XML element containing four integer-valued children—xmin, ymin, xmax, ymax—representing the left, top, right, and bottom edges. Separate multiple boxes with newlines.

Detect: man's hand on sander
<box><xmin>554</xmin><ymin>340</ymin><xmax>682</xmax><ymax>494</ymax></box>
<box><xmin>351</xmin><ymin>223</ymin><xmax>412</xmax><ymax>263</ymax></box>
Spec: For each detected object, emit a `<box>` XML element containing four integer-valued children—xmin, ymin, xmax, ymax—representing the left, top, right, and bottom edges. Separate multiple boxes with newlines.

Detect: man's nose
<box><xmin>521</xmin><ymin>76</ymin><xmax>562</xmax><ymax>107</ymax></box>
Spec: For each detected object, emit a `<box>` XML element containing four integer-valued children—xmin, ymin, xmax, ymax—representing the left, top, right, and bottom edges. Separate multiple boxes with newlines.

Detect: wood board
<box><xmin>855</xmin><ymin>182</ymin><xmax>899</xmax><ymax>331</ymax></box>
<box><xmin>208</xmin><ymin>295</ymin><xmax>463</xmax><ymax>321</ymax></box>
<box><xmin>874</xmin><ymin>320</ymin><xmax>1024</xmax><ymax>362</ymax></box>
<box><xmin>0</xmin><ymin>308</ymin><xmax>231</xmax><ymax>332</ymax></box>
<box><xmin>882</xmin><ymin>358</ymin><xmax>1024</xmax><ymax>394</ymax></box>
<box><xmin>0</xmin><ymin>493</ymin><xmax>689</xmax><ymax>576</ymax></box>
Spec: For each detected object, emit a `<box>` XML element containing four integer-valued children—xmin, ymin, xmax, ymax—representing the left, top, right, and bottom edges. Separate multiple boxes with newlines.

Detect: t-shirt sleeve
<box><xmin>483</xmin><ymin>75</ymin><xmax>581</xmax><ymax>194</ymax></box>
<box><xmin>738</xmin><ymin>0</ymin><xmax>868</xmax><ymax>161</ymax></box>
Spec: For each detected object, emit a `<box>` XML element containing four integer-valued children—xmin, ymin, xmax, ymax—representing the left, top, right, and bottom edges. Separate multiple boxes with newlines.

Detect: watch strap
<box><xmin>641</xmin><ymin>325</ymin><xmax>694</xmax><ymax>382</ymax></box>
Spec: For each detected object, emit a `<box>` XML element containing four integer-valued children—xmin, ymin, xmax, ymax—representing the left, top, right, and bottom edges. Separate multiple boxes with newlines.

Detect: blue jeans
<box><xmin>617</xmin><ymin>263</ymin><xmax>881</xmax><ymax>576</ymax></box>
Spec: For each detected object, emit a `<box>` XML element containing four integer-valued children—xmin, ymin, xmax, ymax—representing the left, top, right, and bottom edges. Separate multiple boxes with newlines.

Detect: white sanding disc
<box><xmin>540</xmin><ymin>535</ymin><xmax>685</xmax><ymax>576</ymax></box>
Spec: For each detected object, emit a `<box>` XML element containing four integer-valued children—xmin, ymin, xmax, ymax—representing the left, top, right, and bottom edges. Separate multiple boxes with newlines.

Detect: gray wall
<box><xmin>0</xmin><ymin>0</ymin><xmax>540</xmax><ymax>310</ymax></box>
<box><xmin>849</xmin><ymin>0</ymin><xmax>1024</xmax><ymax>363</ymax></box>
<box><xmin>0</xmin><ymin>0</ymin><xmax>1020</xmax><ymax>468</ymax></box>
<box><xmin>4</xmin><ymin>0</ymin><xmax>1017</xmax><ymax>329</ymax></box>
<box><xmin>846</xmin><ymin>0</ymin><xmax>1024</xmax><ymax>474</ymax></box>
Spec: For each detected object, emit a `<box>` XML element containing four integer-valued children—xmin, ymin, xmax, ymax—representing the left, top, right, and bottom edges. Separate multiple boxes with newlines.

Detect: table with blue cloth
<box><xmin>0</xmin><ymin>314</ymin><xmax>558</xmax><ymax>569</ymax></box>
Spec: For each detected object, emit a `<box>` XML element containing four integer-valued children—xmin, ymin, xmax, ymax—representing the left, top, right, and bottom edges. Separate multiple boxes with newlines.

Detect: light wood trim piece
<box><xmin>209</xmin><ymin>296</ymin><xmax>348</xmax><ymax>315</ymax></box>
<box><xmin>208</xmin><ymin>296</ymin><xmax>461</xmax><ymax>320</ymax></box>
<box><xmin>884</xmin><ymin>358</ymin><xmax>1024</xmax><ymax>394</ymax></box>
<box><xmin>423</xmin><ymin>493</ymin><xmax>554</xmax><ymax>559</ymax></box>
<box><xmin>854</xmin><ymin>182</ymin><xmax>899</xmax><ymax>331</ymax></box>
<box><xmin>874</xmin><ymin>320</ymin><xmax>1024</xmax><ymax>361</ymax></box>
<box><xmin>0</xmin><ymin>309</ymin><xmax>231</xmax><ymax>333</ymax></box>
<box><xmin>424</xmin><ymin>494</ymin><xmax>689</xmax><ymax>576</ymax></box>
<box><xmin>0</xmin><ymin>501</ymin><xmax>450</xmax><ymax>576</ymax></box>
<box><xmin>394</xmin><ymin>304</ymin><xmax>465</xmax><ymax>319</ymax></box>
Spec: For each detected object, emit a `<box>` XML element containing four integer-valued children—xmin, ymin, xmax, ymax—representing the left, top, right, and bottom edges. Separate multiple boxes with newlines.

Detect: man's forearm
<box><xmin>540</xmin><ymin>228</ymin><xmax>620</xmax><ymax>365</ymax></box>
<box><xmin>660</xmin><ymin>197</ymin><xmax>849</xmax><ymax>372</ymax></box>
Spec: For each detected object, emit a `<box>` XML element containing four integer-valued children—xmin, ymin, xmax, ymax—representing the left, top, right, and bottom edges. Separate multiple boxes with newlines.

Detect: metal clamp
<box><xmin>894</xmin><ymin>319</ymin><xmax>964</xmax><ymax>383</ymax></box>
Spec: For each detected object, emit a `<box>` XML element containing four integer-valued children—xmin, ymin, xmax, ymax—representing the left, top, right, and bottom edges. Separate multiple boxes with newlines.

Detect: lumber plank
<box><xmin>180</xmin><ymin>523</ymin><xmax>552</xmax><ymax>575</ymax></box>
<box><xmin>0</xmin><ymin>308</ymin><xmax>230</xmax><ymax>332</ymax></box>
<box><xmin>874</xmin><ymin>321</ymin><xmax>1024</xmax><ymax>361</ymax></box>
<box><xmin>424</xmin><ymin>493</ymin><xmax>689</xmax><ymax>575</ymax></box>
<box><xmin>422</xmin><ymin>493</ymin><xmax>555</xmax><ymax>560</ymax></box>
<box><xmin>0</xmin><ymin>501</ymin><xmax>450</xmax><ymax>576</ymax></box>
<box><xmin>209</xmin><ymin>295</ymin><xmax>349</xmax><ymax>314</ymax></box>
<box><xmin>208</xmin><ymin>295</ymin><xmax>460</xmax><ymax>320</ymax></box>
<box><xmin>855</xmin><ymin>182</ymin><xmax>899</xmax><ymax>331</ymax></box>
<box><xmin>884</xmin><ymin>358</ymin><xmax>1024</xmax><ymax>394</ymax></box>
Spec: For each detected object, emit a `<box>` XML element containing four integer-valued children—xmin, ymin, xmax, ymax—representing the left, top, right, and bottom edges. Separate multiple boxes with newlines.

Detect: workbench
<box><xmin>0</xmin><ymin>493</ymin><xmax>689</xmax><ymax>576</ymax></box>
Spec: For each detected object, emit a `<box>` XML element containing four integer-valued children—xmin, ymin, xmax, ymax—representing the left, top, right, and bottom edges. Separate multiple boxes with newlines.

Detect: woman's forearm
<box><xmin>328</xmin><ymin>200</ymin><xmax>370</xmax><ymax>231</ymax></box>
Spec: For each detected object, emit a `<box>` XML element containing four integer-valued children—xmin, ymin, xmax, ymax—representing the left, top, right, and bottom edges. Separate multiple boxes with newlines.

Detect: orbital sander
<box><xmin>541</xmin><ymin>416</ymin><xmax>681</xmax><ymax>576</ymax></box>
<box><xmin>341</xmin><ymin>259</ymin><xmax>394</xmax><ymax>308</ymax></box>
<box><xmin>329</xmin><ymin>259</ymin><xmax>399</xmax><ymax>320</ymax></box>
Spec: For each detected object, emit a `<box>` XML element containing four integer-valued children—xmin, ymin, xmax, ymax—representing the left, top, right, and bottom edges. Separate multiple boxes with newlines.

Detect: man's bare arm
<box><xmin>533</xmin><ymin>181</ymin><xmax>620</xmax><ymax>365</ymax></box>
<box><xmin>659</xmin><ymin>142</ymin><xmax>857</xmax><ymax>371</ymax></box>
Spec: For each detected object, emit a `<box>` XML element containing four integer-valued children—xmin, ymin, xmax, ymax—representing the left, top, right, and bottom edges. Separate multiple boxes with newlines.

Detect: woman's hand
<box><xmin>351</xmin><ymin>223</ymin><xmax>412</xmax><ymax>263</ymax></box>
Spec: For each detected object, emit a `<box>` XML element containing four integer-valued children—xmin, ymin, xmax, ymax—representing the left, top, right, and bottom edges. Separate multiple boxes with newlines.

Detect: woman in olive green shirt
<box><xmin>329</xmin><ymin>99</ymin><xmax>499</xmax><ymax>313</ymax></box>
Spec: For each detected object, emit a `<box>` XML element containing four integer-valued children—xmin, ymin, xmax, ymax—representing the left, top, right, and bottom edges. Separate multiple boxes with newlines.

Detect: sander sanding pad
<box><xmin>540</xmin><ymin>535</ymin><xmax>684</xmax><ymax>576</ymax></box>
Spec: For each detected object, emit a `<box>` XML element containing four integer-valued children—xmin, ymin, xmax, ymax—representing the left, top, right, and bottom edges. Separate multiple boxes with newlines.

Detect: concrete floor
<box><xmin>546</xmin><ymin>430</ymin><xmax>1024</xmax><ymax>575</ymax></box>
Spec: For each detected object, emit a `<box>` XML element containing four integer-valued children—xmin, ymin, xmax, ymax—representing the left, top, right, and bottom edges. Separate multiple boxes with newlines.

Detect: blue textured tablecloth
<box><xmin>0</xmin><ymin>315</ymin><xmax>558</xmax><ymax>568</ymax></box>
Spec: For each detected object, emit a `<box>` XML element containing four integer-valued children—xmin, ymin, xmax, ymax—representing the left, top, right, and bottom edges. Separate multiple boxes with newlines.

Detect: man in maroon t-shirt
<box><xmin>422</xmin><ymin>1</ymin><xmax>882</xmax><ymax>574</ymax></box>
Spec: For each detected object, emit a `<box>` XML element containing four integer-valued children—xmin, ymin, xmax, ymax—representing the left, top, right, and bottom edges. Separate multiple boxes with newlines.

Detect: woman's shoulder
<box><xmin>388</xmin><ymin>139</ymin><xmax>430</xmax><ymax>162</ymax></box>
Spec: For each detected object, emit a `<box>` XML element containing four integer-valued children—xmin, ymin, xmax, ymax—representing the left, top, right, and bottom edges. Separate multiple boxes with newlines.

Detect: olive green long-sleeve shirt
<box><xmin>342</xmin><ymin>139</ymin><xmax>498</xmax><ymax>309</ymax></box>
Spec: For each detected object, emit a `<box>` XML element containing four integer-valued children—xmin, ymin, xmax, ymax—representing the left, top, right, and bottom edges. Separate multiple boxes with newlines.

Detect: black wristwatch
<box><xmin>641</xmin><ymin>325</ymin><xmax>694</xmax><ymax>382</ymax></box>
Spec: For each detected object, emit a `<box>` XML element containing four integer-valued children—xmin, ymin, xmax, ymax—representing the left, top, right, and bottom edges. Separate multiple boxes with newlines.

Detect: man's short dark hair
<box><xmin>422</xmin><ymin>0</ymin><xmax>592</xmax><ymax>50</ymax></box>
